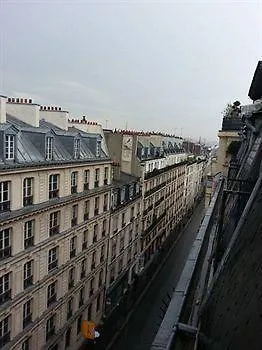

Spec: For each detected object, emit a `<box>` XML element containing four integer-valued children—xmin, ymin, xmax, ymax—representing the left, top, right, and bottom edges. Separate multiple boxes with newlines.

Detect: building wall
<box><xmin>216</xmin><ymin>131</ymin><xmax>240</xmax><ymax>175</ymax></box>
<box><xmin>0</xmin><ymin>162</ymin><xmax>112</xmax><ymax>350</ymax></box>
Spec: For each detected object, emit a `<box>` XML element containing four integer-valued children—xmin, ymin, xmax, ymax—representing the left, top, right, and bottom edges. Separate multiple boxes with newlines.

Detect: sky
<box><xmin>0</xmin><ymin>0</ymin><xmax>261</xmax><ymax>142</ymax></box>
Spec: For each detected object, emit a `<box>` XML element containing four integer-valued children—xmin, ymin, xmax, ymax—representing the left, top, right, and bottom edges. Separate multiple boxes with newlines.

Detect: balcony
<box><xmin>71</xmin><ymin>186</ymin><xmax>77</xmax><ymax>194</ymax></box>
<box><xmin>71</xmin><ymin>217</ymin><xmax>77</xmax><ymax>227</ymax></box>
<box><xmin>0</xmin><ymin>201</ymin><xmax>10</xmax><ymax>213</ymax></box>
<box><xmin>0</xmin><ymin>246</ymin><xmax>11</xmax><ymax>260</ymax></box>
<box><xmin>48</xmin><ymin>261</ymin><xmax>58</xmax><ymax>272</ymax></box>
<box><xmin>47</xmin><ymin>294</ymin><xmax>56</xmax><ymax>307</ymax></box>
<box><xmin>23</xmin><ymin>314</ymin><xmax>32</xmax><ymax>329</ymax></box>
<box><xmin>84</xmin><ymin>183</ymin><xmax>89</xmax><ymax>191</ymax></box>
<box><xmin>49</xmin><ymin>189</ymin><xmax>59</xmax><ymax>199</ymax></box>
<box><xmin>0</xmin><ymin>290</ymin><xmax>11</xmax><ymax>305</ymax></box>
<box><xmin>23</xmin><ymin>195</ymin><xmax>33</xmax><ymax>207</ymax></box>
<box><xmin>0</xmin><ymin>332</ymin><xmax>10</xmax><ymax>347</ymax></box>
<box><xmin>24</xmin><ymin>276</ymin><xmax>33</xmax><ymax>289</ymax></box>
<box><xmin>24</xmin><ymin>236</ymin><xmax>34</xmax><ymax>249</ymax></box>
<box><xmin>49</xmin><ymin>225</ymin><xmax>59</xmax><ymax>236</ymax></box>
<box><xmin>46</xmin><ymin>327</ymin><xmax>55</xmax><ymax>341</ymax></box>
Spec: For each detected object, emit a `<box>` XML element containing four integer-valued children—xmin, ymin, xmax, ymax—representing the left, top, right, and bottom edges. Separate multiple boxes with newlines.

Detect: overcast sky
<box><xmin>0</xmin><ymin>1</ymin><xmax>261</xmax><ymax>142</ymax></box>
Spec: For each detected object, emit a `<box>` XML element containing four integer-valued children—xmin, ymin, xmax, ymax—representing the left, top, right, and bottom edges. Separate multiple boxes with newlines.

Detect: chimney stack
<box><xmin>39</xmin><ymin>106</ymin><xmax>69</xmax><ymax>130</ymax></box>
<box><xmin>0</xmin><ymin>95</ymin><xmax>7</xmax><ymax>124</ymax></box>
<box><xmin>6</xmin><ymin>97</ymin><xmax>40</xmax><ymax>127</ymax></box>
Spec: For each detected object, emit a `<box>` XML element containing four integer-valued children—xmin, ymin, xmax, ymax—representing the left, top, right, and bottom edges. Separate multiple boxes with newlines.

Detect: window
<box><xmin>68</xmin><ymin>267</ymin><xmax>75</xmax><ymax>289</ymax></box>
<box><xmin>98</xmin><ymin>270</ymin><xmax>103</xmax><ymax>286</ymax></box>
<box><xmin>5</xmin><ymin>135</ymin><xmax>15</xmax><ymax>160</ymax></box>
<box><xmin>0</xmin><ymin>181</ymin><xmax>10</xmax><ymax>212</ymax></box>
<box><xmin>110</xmin><ymin>266</ymin><xmax>115</xmax><ymax>283</ymax></box>
<box><xmin>71</xmin><ymin>172</ymin><xmax>78</xmax><ymax>194</ymax></box>
<box><xmin>121</xmin><ymin>212</ymin><xmax>126</xmax><ymax>227</ymax></box>
<box><xmin>91</xmin><ymin>252</ymin><xmax>96</xmax><ymax>270</ymax></box>
<box><xmin>49</xmin><ymin>174</ymin><xmax>59</xmax><ymax>199</ymax></box>
<box><xmin>24</xmin><ymin>220</ymin><xmax>34</xmax><ymax>249</ymax></box>
<box><xmin>94</xmin><ymin>168</ymin><xmax>100</xmax><ymax>188</ymax></box>
<box><xmin>71</xmin><ymin>204</ymin><xmax>78</xmax><ymax>227</ymax></box>
<box><xmin>94</xmin><ymin>196</ymin><xmax>99</xmax><ymax>216</ymax></box>
<box><xmin>102</xmin><ymin>219</ymin><xmax>107</xmax><ymax>237</ymax></box>
<box><xmin>22</xmin><ymin>337</ymin><xmax>31</xmax><ymax>350</ymax></box>
<box><xmin>84</xmin><ymin>200</ymin><xmax>90</xmax><ymax>221</ymax></box>
<box><xmin>0</xmin><ymin>228</ymin><xmax>11</xmax><ymax>260</ymax></box>
<box><xmin>0</xmin><ymin>273</ymin><xmax>11</xmax><ymax>305</ymax></box>
<box><xmin>23</xmin><ymin>178</ymin><xmax>33</xmax><ymax>206</ymax></box>
<box><xmin>82</xmin><ymin>230</ymin><xmax>88</xmax><ymax>250</ymax></box>
<box><xmin>23</xmin><ymin>299</ymin><xmax>32</xmax><ymax>328</ymax></box>
<box><xmin>96</xmin><ymin>294</ymin><xmax>101</xmax><ymax>312</ymax></box>
<box><xmin>113</xmin><ymin>216</ymin><xmax>118</xmax><ymax>233</ymax></box>
<box><xmin>0</xmin><ymin>315</ymin><xmax>10</xmax><ymax>347</ymax></box>
<box><xmin>111</xmin><ymin>240</ymin><xmax>116</xmax><ymax>260</ymax></box>
<box><xmin>69</xmin><ymin>237</ymin><xmax>77</xmax><ymax>258</ymax></box>
<box><xmin>93</xmin><ymin>224</ymin><xmax>98</xmax><ymax>243</ymax></box>
<box><xmin>74</xmin><ymin>138</ymin><xmax>80</xmax><ymax>159</ymax></box>
<box><xmin>23</xmin><ymin>260</ymin><xmax>33</xmax><ymax>289</ymax></box>
<box><xmin>104</xmin><ymin>167</ymin><xmax>109</xmax><ymax>185</ymax></box>
<box><xmin>48</xmin><ymin>247</ymin><xmax>58</xmax><ymax>271</ymax></box>
<box><xmin>49</xmin><ymin>211</ymin><xmax>60</xmax><ymax>236</ymax></box>
<box><xmin>79</xmin><ymin>287</ymin><xmax>84</xmax><ymax>307</ymax></box>
<box><xmin>118</xmin><ymin>257</ymin><xmax>123</xmax><ymax>273</ymax></box>
<box><xmin>80</xmin><ymin>259</ymin><xmax>86</xmax><ymax>279</ymax></box>
<box><xmin>87</xmin><ymin>304</ymin><xmax>92</xmax><ymax>320</ymax></box>
<box><xmin>120</xmin><ymin>232</ymin><xmax>125</xmax><ymax>251</ymax></box>
<box><xmin>100</xmin><ymin>245</ymin><xmax>105</xmax><ymax>263</ymax></box>
<box><xmin>103</xmin><ymin>193</ymin><xmax>108</xmax><ymax>211</ymax></box>
<box><xmin>45</xmin><ymin>137</ymin><xmax>53</xmax><ymax>160</ymax></box>
<box><xmin>67</xmin><ymin>298</ymin><xmax>73</xmax><ymax>320</ymax></box>
<box><xmin>65</xmin><ymin>327</ymin><xmax>71</xmax><ymax>348</ymax></box>
<box><xmin>47</xmin><ymin>281</ymin><xmax>57</xmax><ymax>307</ymax></box>
<box><xmin>77</xmin><ymin>315</ymin><xmax>82</xmax><ymax>334</ymax></box>
<box><xmin>89</xmin><ymin>278</ymin><xmax>94</xmax><ymax>297</ymax></box>
<box><xmin>84</xmin><ymin>170</ymin><xmax>90</xmax><ymax>191</ymax></box>
<box><xmin>130</xmin><ymin>206</ymin><xmax>135</xmax><ymax>221</ymax></box>
<box><xmin>46</xmin><ymin>314</ymin><xmax>55</xmax><ymax>341</ymax></box>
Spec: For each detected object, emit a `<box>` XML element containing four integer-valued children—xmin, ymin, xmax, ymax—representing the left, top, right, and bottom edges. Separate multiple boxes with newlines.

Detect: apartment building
<box><xmin>104</xmin><ymin>129</ymin><xmax>189</xmax><ymax>270</ymax></box>
<box><xmin>184</xmin><ymin>160</ymin><xmax>205</xmax><ymax>215</ymax></box>
<box><xmin>0</xmin><ymin>96</ymin><xmax>112</xmax><ymax>350</ymax></box>
<box><xmin>105</xmin><ymin>168</ymin><xmax>142</xmax><ymax>315</ymax></box>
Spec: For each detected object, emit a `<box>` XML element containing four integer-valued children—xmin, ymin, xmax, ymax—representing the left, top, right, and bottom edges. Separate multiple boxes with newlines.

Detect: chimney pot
<box><xmin>59</xmin><ymin>107</ymin><xmax>61</xmax><ymax>111</ymax></box>
<box><xmin>24</xmin><ymin>98</ymin><xmax>27</xmax><ymax>103</ymax></box>
<box><xmin>16</xmin><ymin>98</ymin><xmax>19</xmax><ymax>103</ymax></box>
<box><xmin>29</xmin><ymin>99</ymin><xmax>32</xmax><ymax>103</ymax></box>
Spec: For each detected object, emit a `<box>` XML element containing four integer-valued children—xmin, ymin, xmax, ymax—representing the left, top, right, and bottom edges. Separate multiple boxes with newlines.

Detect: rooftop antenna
<box><xmin>105</xmin><ymin>119</ymin><xmax>108</xmax><ymax>128</ymax></box>
<box><xmin>125</xmin><ymin>121</ymin><xmax>128</xmax><ymax>130</ymax></box>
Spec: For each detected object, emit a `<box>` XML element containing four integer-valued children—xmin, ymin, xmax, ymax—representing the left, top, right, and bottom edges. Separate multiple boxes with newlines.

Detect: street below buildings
<box><xmin>106</xmin><ymin>200</ymin><xmax>205</xmax><ymax>350</ymax></box>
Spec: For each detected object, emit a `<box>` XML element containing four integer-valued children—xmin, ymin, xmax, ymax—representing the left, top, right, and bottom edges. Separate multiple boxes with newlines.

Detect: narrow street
<box><xmin>110</xmin><ymin>201</ymin><xmax>205</xmax><ymax>350</ymax></box>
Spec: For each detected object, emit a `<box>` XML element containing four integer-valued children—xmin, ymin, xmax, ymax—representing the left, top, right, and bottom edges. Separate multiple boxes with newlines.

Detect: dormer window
<box><xmin>74</xmin><ymin>139</ymin><xmax>80</xmax><ymax>159</ymax></box>
<box><xmin>96</xmin><ymin>140</ymin><xmax>101</xmax><ymax>157</ymax></box>
<box><xmin>45</xmin><ymin>137</ymin><xmax>53</xmax><ymax>160</ymax></box>
<box><xmin>5</xmin><ymin>135</ymin><xmax>15</xmax><ymax>160</ymax></box>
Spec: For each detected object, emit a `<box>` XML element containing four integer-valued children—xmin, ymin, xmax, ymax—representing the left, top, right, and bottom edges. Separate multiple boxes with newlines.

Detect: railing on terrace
<box><xmin>150</xmin><ymin>178</ymin><xmax>224</xmax><ymax>350</ymax></box>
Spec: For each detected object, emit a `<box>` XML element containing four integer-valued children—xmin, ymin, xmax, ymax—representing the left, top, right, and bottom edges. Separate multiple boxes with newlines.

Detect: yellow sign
<box><xmin>81</xmin><ymin>320</ymin><xmax>96</xmax><ymax>340</ymax></box>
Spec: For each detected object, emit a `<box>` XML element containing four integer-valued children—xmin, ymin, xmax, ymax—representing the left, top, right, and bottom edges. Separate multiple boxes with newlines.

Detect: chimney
<box><xmin>39</xmin><ymin>107</ymin><xmax>69</xmax><ymax>130</ymax></box>
<box><xmin>6</xmin><ymin>97</ymin><xmax>40</xmax><ymax>127</ymax></box>
<box><xmin>0</xmin><ymin>95</ymin><xmax>7</xmax><ymax>124</ymax></box>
